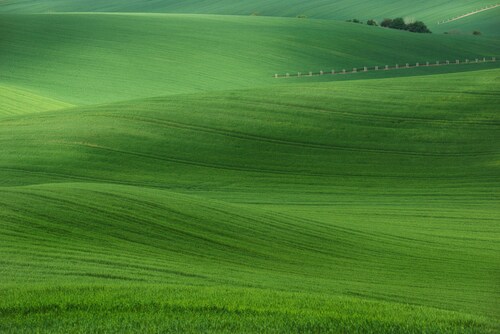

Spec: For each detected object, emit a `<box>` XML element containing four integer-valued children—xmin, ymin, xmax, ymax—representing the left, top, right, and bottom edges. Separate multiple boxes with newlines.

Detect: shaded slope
<box><xmin>0</xmin><ymin>69</ymin><xmax>498</xmax><ymax>190</ymax></box>
<box><xmin>0</xmin><ymin>13</ymin><xmax>498</xmax><ymax>105</ymax></box>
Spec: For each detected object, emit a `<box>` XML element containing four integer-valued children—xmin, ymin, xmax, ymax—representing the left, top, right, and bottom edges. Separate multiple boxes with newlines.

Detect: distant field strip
<box><xmin>438</xmin><ymin>4</ymin><xmax>500</xmax><ymax>24</ymax></box>
<box><xmin>0</xmin><ymin>0</ymin><xmax>496</xmax><ymax>26</ymax></box>
<box><xmin>275</xmin><ymin>56</ymin><xmax>498</xmax><ymax>78</ymax></box>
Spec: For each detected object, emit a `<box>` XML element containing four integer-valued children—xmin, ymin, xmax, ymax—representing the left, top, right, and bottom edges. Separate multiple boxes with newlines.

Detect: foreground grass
<box><xmin>1</xmin><ymin>285</ymin><xmax>497</xmax><ymax>334</ymax></box>
<box><xmin>0</xmin><ymin>181</ymin><xmax>498</xmax><ymax>317</ymax></box>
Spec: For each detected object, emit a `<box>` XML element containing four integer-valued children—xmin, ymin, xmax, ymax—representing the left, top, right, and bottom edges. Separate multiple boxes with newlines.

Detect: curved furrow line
<box><xmin>223</xmin><ymin>95</ymin><xmax>500</xmax><ymax>127</ymax></box>
<box><xmin>90</xmin><ymin>114</ymin><xmax>499</xmax><ymax>157</ymax></box>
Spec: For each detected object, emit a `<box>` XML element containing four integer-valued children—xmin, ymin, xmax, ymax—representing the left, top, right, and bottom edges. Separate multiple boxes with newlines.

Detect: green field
<box><xmin>0</xmin><ymin>84</ymin><xmax>72</xmax><ymax>116</ymax></box>
<box><xmin>436</xmin><ymin>6</ymin><xmax>500</xmax><ymax>35</ymax></box>
<box><xmin>0</xmin><ymin>1</ymin><xmax>499</xmax><ymax>333</ymax></box>
<box><xmin>1</xmin><ymin>13</ymin><xmax>499</xmax><ymax>105</ymax></box>
<box><xmin>0</xmin><ymin>0</ymin><xmax>497</xmax><ymax>26</ymax></box>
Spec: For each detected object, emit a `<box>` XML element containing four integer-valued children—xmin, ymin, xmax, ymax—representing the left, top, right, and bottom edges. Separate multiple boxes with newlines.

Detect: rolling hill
<box><xmin>435</xmin><ymin>6</ymin><xmax>500</xmax><ymax>35</ymax></box>
<box><xmin>1</xmin><ymin>1</ymin><xmax>499</xmax><ymax>332</ymax></box>
<box><xmin>0</xmin><ymin>0</ymin><xmax>497</xmax><ymax>27</ymax></box>
<box><xmin>1</xmin><ymin>13</ymin><xmax>498</xmax><ymax>105</ymax></box>
<box><xmin>1</xmin><ymin>70</ymin><xmax>499</xmax><ymax>332</ymax></box>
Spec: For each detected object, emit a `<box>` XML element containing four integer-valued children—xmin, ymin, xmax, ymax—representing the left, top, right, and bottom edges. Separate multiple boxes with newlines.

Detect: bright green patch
<box><xmin>0</xmin><ymin>285</ymin><xmax>496</xmax><ymax>333</ymax></box>
<box><xmin>0</xmin><ymin>84</ymin><xmax>72</xmax><ymax>116</ymax></box>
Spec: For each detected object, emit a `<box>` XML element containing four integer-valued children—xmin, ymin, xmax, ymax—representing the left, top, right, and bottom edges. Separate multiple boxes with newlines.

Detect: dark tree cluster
<box><xmin>346</xmin><ymin>17</ymin><xmax>431</xmax><ymax>33</ymax></box>
<box><xmin>380</xmin><ymin>18</ymin><xmax>431</xmax><ymax>33</ymax></box>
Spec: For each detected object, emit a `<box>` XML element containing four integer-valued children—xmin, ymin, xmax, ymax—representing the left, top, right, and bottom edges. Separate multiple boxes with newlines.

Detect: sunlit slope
<box><xmin>1</xmin><ymin>14</ymin><xmax>498</xmax><ymax>105</ymax></box>
<box><xmin>0</xmin><ymin>0</ymin><xmax>496</xmax><ymax>26</ymax></box>
<box><xmin>0</xmin><ymin>84</ymin><xmax>72</xmax><ymax>116</ymax></box>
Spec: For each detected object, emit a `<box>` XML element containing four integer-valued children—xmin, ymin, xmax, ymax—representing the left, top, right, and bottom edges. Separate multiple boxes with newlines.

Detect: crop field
<box><xmin>0</xmin><ymin>0</ymin><xmax>497</xmax><ymax>26</ymax></box>
<box><xmin>437</xmin><ymin>6</ymin><xmax>500</xmax><ymax>35</ymax></box>
<box><xmin>1</xmin><ymin>13</ymin><xmax>498</xmax><ymax>105</ymax></box>
<box><xmin>0</xmin><ymin>1</ymin><xmax>499</xmax><ymax>333</ymax></box>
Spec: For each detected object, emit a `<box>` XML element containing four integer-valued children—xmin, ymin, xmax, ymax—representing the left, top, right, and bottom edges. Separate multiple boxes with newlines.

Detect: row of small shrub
<box><xmin>347</xmin><ymin>18</ymin><xmax>431</xmax><ymax>33</ymax></box>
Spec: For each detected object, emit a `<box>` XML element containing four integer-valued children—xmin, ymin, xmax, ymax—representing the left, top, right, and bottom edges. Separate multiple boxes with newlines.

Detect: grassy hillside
<box><xmin>1</xmin><ymin>70</ymin><xmax>499</xmax><ymax>332</ymax></box>
<box><xmin>435</xmin><ymin>6</ymin><xmax>500</xmax><ymax>36</ymax></box>
<box><xmin>1</xmin><ymin>183</ymin><xmax>498</xmax><ymax>333</ymax></box>
<box><xmin>1</xmin><ymin>3</ymin><xmax>499</xmax><ymax>332</ymax></box>
<box><xmin>0</xmin><ymin>0</ymin><xmax>497</xmax><ymax>26</ymax></box>
<box><xmin>0</xmin><ymin>13</ymin><xmax>498</xmax><ymax>105</ymax></box>
<box><xmin>1</xmin><ymin>69</ymin><xmax>499</xmax><ymax>189</ymax></box>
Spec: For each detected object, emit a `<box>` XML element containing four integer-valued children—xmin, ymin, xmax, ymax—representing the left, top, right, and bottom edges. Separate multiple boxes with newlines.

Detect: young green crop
<box><xmin>0</xmin><ymin>0</ymin><xmax>496</xmax><ymax>27</ymax></box>
<box><xmin>0</xmin><ymin>84</ymin><xmax>72</xmax><ymax>116</ymax></box>
<box><xmin>0</xmin><ymin>284</ymin><xmax>497</xmax><ymax>333</ymax></box>
<box><xmin>0</xmin><ymin>13</ymin><xmax>498</xmax><ymax>105</ymax></box>
<box><xmin>1</xmin><ymin>3</ymin><xmax>499</xmax><ymax>331</ymax></box>
<box><xmin>438</xmin><ymin>6</ymin><xmax>500</xmax><ymax>35</ymax></box>
<box><xmin>0</xmin><ymin>70</ymin><xmax>499</xmax><ymax>332</ymax></box>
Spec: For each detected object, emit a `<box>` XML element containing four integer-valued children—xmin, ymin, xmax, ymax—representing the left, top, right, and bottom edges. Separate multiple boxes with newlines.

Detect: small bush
<box><xmin>381</xmin><ymin>18</ymin><xmax>393</xmax><ymax>27</ymax></box>
<box><xmin>406</xmin><ymin>21</ymin><xmax>431</xmax><ymax>33</ymax></box>
<box><xmin>389</xmin><ymin>17</ymin><xmax>407</xmax><ymax>30</ymax></box>
<box><xmin>367</xmin><ymin>19</ymin><xmax>378</xmax><ymax>26</ymax></box>
<box><xmin>473</xmin><ymin>30</ymin><xmax>482</xmax><ymax>35</ymax></box>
